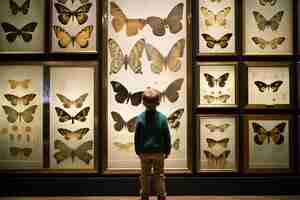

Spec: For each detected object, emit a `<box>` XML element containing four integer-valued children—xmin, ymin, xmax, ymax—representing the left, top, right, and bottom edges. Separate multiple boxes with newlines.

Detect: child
<box><xmin>134</xmin><ymin>87</ymin><xmax>171</xmax><ymax>200</ymax></box>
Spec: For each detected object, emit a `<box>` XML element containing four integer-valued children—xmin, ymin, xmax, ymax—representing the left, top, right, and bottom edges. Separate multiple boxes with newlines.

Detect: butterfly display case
<box><xmin>196</xmin><ymin>115</ymin><xmax>239</xmax><ymax>172</ymax></box>
<box><xmin>242</xmin><ymin>62</ymin><xmax>293</xmax><ymax>109</ymax></box>
<box><xmin>243</xmin><ymin>115</ymin><xmax>294</xmax><ymax>173</ymax></box>
<box><xmin>243</xmin><ymin>0</ymin><xmax>293</xmax><ymax>55</ymax></box>
<box><xmin>50</xmin><ymin>0</ymin><xmax>98</xmax><ymax>53</ymax></box>
<box><xmin>198</xmin><ymin>0</ymin><xmax>237</xmax><ymax>55</ymax></box>
<box><xmin>0</xmin><ymin>0</ymin><xmax>45</xmax><ymax>53</ymax></box>
<box><xmin>196</xmin><ymin>62</ymin><xmax>238</xmax><ymax>108</ymax></box>
<box><xmin>103</xmin><ymin>0</ymin><xmax>192</xmax><ymax>174</ymax></box>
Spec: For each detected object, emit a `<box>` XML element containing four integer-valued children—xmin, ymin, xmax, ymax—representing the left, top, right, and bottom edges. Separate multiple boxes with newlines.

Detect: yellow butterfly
<box><xmin>203</xmin><ymin>150</ymin><xmax>231</xmax><ymax>169</ymax></box>
<box><xmin>113</xmin><ymin>141</ymin><xmax>134</xmax><ymax>152</ymax></box>
<box><xmin>8</xmin><ymin>79</ymin><xmax>31</xmax><ymax>89</ymax></box>
<box><xmin>2</xmin><ymin>105</ymin><xmax>38</xmax><ymax>123</ymax></box>
<box><xmin>4</xmin><ymin>93</ymin><xmax>36</xmax><ymax>106</ymax></box>
<box><xmin>57</xmin><ymin>128</ymin><xmax>90</xmax><ymax>140</ymax></box>
<box><xmin>53</xmin><ymin>25</ymin><xmax>93</xmax><ymax>48</ymax></box>
<box><xmin>206</xmin><ymin>138</ymin><xmax>230</xmax><ymax>148</ymax></box>
<box><xmin>201</xmin><ymin>33</ymin><xmax>232</xmax><ymax>49</ymax></box>
<box><xmin>252</xmin><ymin>36</ymin><xmax>285</xmax><ymax>49</ymax></box>
<box><xmin>203</xmin><ymin>94</ymin><xmax>230</xmax><ymax>104</ymax></box>
<box><xmin>110</xmin><ymin>1</ymin><xmax>146</xmax><ymax>37</ymax></box>
<box><xmin>253</xmin><ymin>11</ymin><xmax>284</xmax><ymax>31</ymax></box>
<box><xmin>145</xmin><ymin>38</ymin><xmax>185</xmax><ymax>74</ymax></box>
<box><xmin>108</xmin><ymin>38</ymin><xmax>145</xmax><ymax>74</ymax></box>
<box><xmin>56</xmin><ymin>93</ymin><xmax>88</xmax><ymax>108</ymax></box>
<box><xmin>200</xmin><ymin>6</ymin><xmax>231</xmax><ymax>27</ymax></box>
<box><xmin>54</xmin><ymin>140</ymin><xmax>93</xmax><ymax>164</ymax></box>
<box><xmin>10</xmin><ymin>146</ymin><xmax>32</xmax><ymax>158</ymax></box>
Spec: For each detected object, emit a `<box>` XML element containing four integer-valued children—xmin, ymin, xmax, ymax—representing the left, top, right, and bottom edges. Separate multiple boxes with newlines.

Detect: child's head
<box><xmin>142</xmin><ymin>87</ymin><xmax>161</xmax><ymax>110</ymax></box>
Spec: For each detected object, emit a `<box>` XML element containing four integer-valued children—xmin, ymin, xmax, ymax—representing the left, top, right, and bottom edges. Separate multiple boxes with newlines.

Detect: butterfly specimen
<box><xmin>1</xmin><ymin>22</ymin><xmax>37</xmax><ymax>43</ymax></box>
<box><xmin>203</xmin><ymin>150</ymin><xmax>231</xmax><ymax>168</ymax></box>
<box><xmin>9</xmin><ymin>147</ymin><xmax>32</xmax><ymax>158</ymax></box>
<box><xmin>54</xmin><ymin>3</ymin><xmax>92</xmax><ymax>25</ymax></box>
<box><xmin>252</xmin><ymin>122</ymin><xmax>285</xmax><ymax>145</ymax></box>
<box><xmin>254</xmin><ymin>80</ymin><xmax>283</xmax><ymax>92</ymax></box>
<box><xmin>204</xmin><ymin>73</ymin><xmax>229</xmax><ymax>88</ymax></box>
<box><xmin>57</xmin><ymin>128</ymin><xmax>90</xmax><ymax>140</ymax></box>
<box><xmin>108</xmin><ymin>38</ymin><xmax>145</xmax><ymax>74</ymax></box>
<box><xmin>56</xmin><ymin>0</ymin><xmax>89</xmax><ymax>4</ymax></box>
<box><xmin>209</xmin><ymin>0</ymin><xmax>223</xmax><ymax>2</ymax></box>
<box><xmin>4</xmin><ymin>93</ymin><xmax>36</xmax><ymax>106</ymax></box>
<box><xmin>9</xmin><ymin>0</ymin><xmax>30</xmax><ymax>15</ymax></box>
<box><xmin>146</xmin><ymin>3</ymin><xmax>184</xmax><ymax>36</ymax></box>
<box><xmin>206</xmin><ymin>138</ymin><xmax>229</xmax><ymax>148</ymax></box>
<box><xmin>53</xmin><ymin>25</ymin><xmax>93</xmax><ymax>48</ymax></box>
<box><xmin>259</xmin><ymin>0</ymin><xmax>277</xmax><ymax>6</ymax></box>
<box><xmin>160</xmin><ymin>78</ymin><xmax>184</xmax><ymax>103</ymax></box>
<box><xmin>110</xmin><ymin>1</ymin><xmax>146</xmax><ymax>36</ymax></box>
<box><xmin>167</xmin><ymin>108</ymin><xmax>184</xmax><ymax>130</ymax></box>
<box><xmin>200</xmin><ymin>6</ymin><xmax>231</xmax><ymax>27</ymax></box>
<box><xmin>54</xmin><ymin>140</ymin><xmax>93</xmax><ymax>164</ymax></box>
<box><xmin>145</xmin><ymin>38</ymin><xmax>185</xmax><ymax>74</ymax></box>
<box><xmin>2</xmin><ymin>105</ymin><xmax>37</xmax><ymax>123</ymax></box>
<box><xmin>172</xmin><ymin>138</ymin><xmax>180</xmax><ymax>150</ymax></box>
<box><xmin>55</xmin><ymin>107</ymin><xmax>90</xmax><ymax>124</ymax></box>
<box><xmin>8</xmin><ymin>79</ymin><xmax>31</xmax><ymax>89</ymax></box>
<box><xmin>251</xmin><ymin>37</ymin><xmax>285</xmax><ymax>49</ymax></box>
<box><xmin>201</xmin><ymin>33</ymin><xmax>232</xmax><ymax>49</ymax></box>
<box><xmin>110</xmin><ymin>81</ymin><xmax>143</xmax><ymax>106</ymax></box>
<box><xmin>203</xmin><ymin>94</ymin><xmax>230</xmax><ymax>104</ymax></box>
<box><xmin>111</xmin><ymin>111</ymin><xmax>137</xmax><ymax>133</ymax></box>
<box><xmin>205</xmin><ymin>123</ymin><xmax>230</xmax><ymax>132</ymax></box>
<box><xmin>113</xmin><ymin>141</ymin><xmax>134</xmax><ymax>152</ymax></box>
<box><xmin>253</xmin><ymin>11</ymin><xmax>284</xmax><ymax>31</ymax></box>
<box><xmin>56</xmin><ymin>93</ymin><xmax>88</xmax><ymax>108</ymax></box>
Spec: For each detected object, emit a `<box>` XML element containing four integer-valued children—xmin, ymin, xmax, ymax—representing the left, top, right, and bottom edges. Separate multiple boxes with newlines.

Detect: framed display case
<box><xmin>50</xmin><ymin>0</ymin><xmax>98</xmax><ymax>53</ymax></box>
<box><xmin>243</xmin><ymin>0</ymin><xmax>293</xmax><ymax>55</ymax></box>
<box><xmin>0</xmin><ymin>0</ymin><xmax>45</xmax><ymax>53</ymax></box>
<box><xmin>243</xmin><ymin>114</ymin><xmax>294</xmax><ymax>173</ymax></box>
<box><xmin>243</xmin><ymin>62</ymin><xmax>292</xmax><ymax>109</ymax></box>
<box><xmin>198</xmin><ymin>0</ymin><xmax>237</xmax><ymax>55</ymax></box>
<box><xmin>103</xmin><ymin>0</ymin><xmax>192</xmax><ymax>174</ymax></box>
<box><xmin>196</xmin><ymin>115</ymin><xmax>239</xmax><ymax>173</ymax></box>
<box><xmin>196</xmin><ymin>62</ymin><xmax>238</xmax><ymax>108</ymax></box>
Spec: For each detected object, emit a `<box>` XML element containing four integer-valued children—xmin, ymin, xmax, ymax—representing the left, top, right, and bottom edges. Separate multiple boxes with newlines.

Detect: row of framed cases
<box><xmin>195</xmin><ymin>62</ymin><xmax>295</xmax><ymax>108</ymax></box>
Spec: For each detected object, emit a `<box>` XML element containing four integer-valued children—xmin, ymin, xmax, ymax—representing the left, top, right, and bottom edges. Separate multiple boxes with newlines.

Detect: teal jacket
<box><xmin>134</xmin><ymin>111</ymin><xmax>171</xmax><ymax>155</ymax></box>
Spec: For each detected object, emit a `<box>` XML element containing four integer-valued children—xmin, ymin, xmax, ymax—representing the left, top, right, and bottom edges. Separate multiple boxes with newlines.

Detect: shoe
<box><xmin>157</xmin><ymin>195</ymin><xmax>166</xmax><ymax>200</ymax></box>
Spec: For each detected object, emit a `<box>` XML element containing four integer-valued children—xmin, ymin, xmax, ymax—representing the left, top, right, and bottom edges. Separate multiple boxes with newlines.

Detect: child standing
<box><xmin>134</xmin><ymin>87</ymin><xmax>171</xmax><ymax>200</ymax></box>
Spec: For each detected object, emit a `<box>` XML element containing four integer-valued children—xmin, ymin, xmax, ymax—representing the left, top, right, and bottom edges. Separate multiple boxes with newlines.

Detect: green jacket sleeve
<box><xmin>134</xmin><ymin>121</ymin><xmax>141</xmax><ymax>155</ymax></box>
<box><xmin>162</xmin><ymin>118</ymin><xmax>171</xmax><ymax>155</ymax></box>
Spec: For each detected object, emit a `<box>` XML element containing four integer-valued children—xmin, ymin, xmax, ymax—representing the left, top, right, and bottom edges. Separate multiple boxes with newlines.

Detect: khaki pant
<box><xmin>139</xmin><ymin>153</ymin><xmax>166</xmax><ymax>197</ymax></box>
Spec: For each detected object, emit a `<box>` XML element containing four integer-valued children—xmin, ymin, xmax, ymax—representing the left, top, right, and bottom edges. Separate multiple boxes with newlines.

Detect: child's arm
<box><xmin>162</xmin><ymin>118</ymin><xmax>171</xmax><ymax>158</ymax></box>
<box><xmin>134</xmin><ymin>121</ymin><xmax>142</xmax><ymax>156</ymax></box>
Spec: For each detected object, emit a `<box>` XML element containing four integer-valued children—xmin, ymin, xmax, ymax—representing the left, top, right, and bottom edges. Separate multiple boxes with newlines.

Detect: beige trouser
<box><xmin>139</xmin><ymin>153</ymin><xmax>166</xmax><ymax>197</ymax></box>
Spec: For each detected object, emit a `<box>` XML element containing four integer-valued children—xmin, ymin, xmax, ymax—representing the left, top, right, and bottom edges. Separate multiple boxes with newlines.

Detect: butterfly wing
<box><xmin>203</xmin><ymin>95</ymin><xmax>216</xmax><ymax>104</ymax></box>
<box><xmin>203</xmin><ymin>73</ymin><xmax>216</xmax><ymax>87</ymax></box>
<box><xmin>201</xmin><ymin>33</ymin><xmax>216</xmax><ymax>48</ymax></box>
<box><xmin>1</xmin><ymin>22</ymin><xmax>19</xmax><ymax>42</ymax></box>
<box><xmin>74</xmin><ymin>3</ymin><xmax>93</xmax><ymax>25</ymax></box>
<box><xmin>110</xmin><ymin>1</ymin><xmax>126</xmax><ymax>33</ymax></box>
<box><xmin>126</xmin><ymin>19</ymin><xmax>146</xmax><ymax>36</ymax></box>
<box><xmin>55</xmin><ymin>107</ymin><xmax>72</xmax><ymax>123</ymax></box>
<box><xmin>56</xmin><ymin>0</ymin><xmax>68</xmax><ymax>4</ymax></box>
<box><xmin>145</xmin><ymin>43</ymin><xmax>165</xmax><ymax>74</ymax></box>
<box><xmin>217</xmin><ymin>33</ymin><xmax>232</xmax><ymax>48</ymax></box>
<box><xmin>270</xmin><ymin>80</ymin><xmax>283</xmax><ymax>92</ymax></box>
<box><xmin>216</xmin><ymin>150</ymin><xmax>231</xmax><ymax>168</ymax></box>
<box><xmin>129</xmin><ymin>92</ymin><xmax>143</xmax><ymax>106</ymax></box>
<box><xmin>74</xmin><ymin>25</ymin><xmax>93</xmax><ymax>48</ymax></box>
<box><xmin>146</xmin><ymin>16</ymin><xmax>165</xmax><ymax>36</ymax></box>
<box><xmin>217</xmin><ymin>73</ymin><xmax>229</xmax><ymax>87</ymax></box>
<box><xmin>172</xmin><ymin>138</ymin><xmax>180</xmax><ymax>150</ymax></box>
<box><xmin>74</xmin><ymin>93</ymin><xmax>88</xmax><ymax>108</ymax></box>
<box><xmin>56</xmin><ymin>93</ymin><xmax>73</xmax><ymax>108</ymax></box>
<box><xmin>217</xmin><ymin>94</ymin><xmax>230</xmax><ymax>103</ymax></box>
<box><xmin>270</xmin><ymin>122</ymin><xmax>285</xmax><ymax>145</ymax></box>
<box><xmin>254</xmin><ymin>81</ymin><xmax>268</xmax><ymax>92</ymax></box>
<box><xmin>54</xmin><ymin>140</ymin><xmax>72</xmax><ymax>164</ymax></box>
<box><xmin>114</xmin><ymin>142</ymin><xmax>134</xmax><ymax>151</ymax></box>
<box><xmin>111</xmin><ymin>111</ymin><xmax>125</xmax><ymax>131</ymax></box>
<box><xmin>127</xmin><ymin>116</ymin><xmax>137</xmax><ymax>132</ymax></box>
<box><xmin>57</xmin><ymin>128</ymin><xmax>73</xmax><ymax>140</ymax></box>
<box><xmin>108</xmin><ymin>38</ymin><xmax>125</xmax><ymax>74</ymax></box>
<box><xmin>205</xmin><ymin>124</ymin><xmax>217</xmax><ymax>132</ymax></box>
<box><xmin>253</xmin><ymin>11</ymin><xmax>267</xmax><ymax>31</ymax></box>
<box><xmin>4</xmin><ymin>94</ymin><xmax>19</xmax><ymax>106</ymax></box>
<box><xmin>166</xmin><ymin>38</ymin><xmax>185</xmax><ymax>72</ymax></box>
<box><xmin>167</xmin><ymin>108</ymin><xmax>184</xmax><ymax>129</ymax></box>
<box><xmin>2</xmin><ymin>105</ymin><xmax>19</xmax><ymax>123</ymax></box>
<box><xmin>270</xmin><ymin>37</ymin><xmax>285</xmax><ymax>49</ymax></box>
<box><xmin>110</xmin><ymin>81</ymin><xmax>130</xmax><ymax>104</ymax></box>
<box><xmin>216</xmin><ymin>7</ymin><xmax>231</xmax><ymax>26</ymax></box>
<box><xmin>54</xmin><ymin>3</ymin><xmax>72</xmax><ymax>25</ymax></box>
<box><xmin>53</xmin><ymin>25</ymin><xmax>73</xmax><ymax>48</ymax></box>
<box><xmin>269</xmin><ymin>11</ymin><xmax>284</xmax><ymax>31</ymax></box>
<box><xmin>57</xmin><ymin>128</ymin><xmax>89</xmax><ymax>140</ymax></box>
<box><xmin>74</xmin><ymin>140</ymin><xmax>93</xmax><ymax>164</ymax></box>
<box><xmin>252</xmin><ymin>122</ymin><xmax>268</xmax><ymax>145</ymax></box>
<box><xmin>10</xmin><ymin>0</ymin><xmax>30</xmax><ymax>15</ymax></box>
<box><xmin>200</xmin><ymin>6</ymin><xmax>215</xmax><ymax>26</ymax></box>
<box><xmin>163</xmin><ymin>78</ymin><xmax>184</xmax><ymax>103</ymax></box>
<box><xmin>21</xmin><ymin>105</ymin><xmax>37</xmax><ymax>123</ymax></box>
<box><xmin>218</xmin><ymin>138</ymin><xmax>230</xmax><ymax>148</ymax></box>
<box><xmin>128</xmin><ymin>38</ymin><xmax>145</xmax><ymax>74</ymax></box>
<box><xmin>218</xmin><ymin>123</ymin><xmax>230</xmax><ymax>132</ymax></box>
<box><xmin>252</xmin><ymin>37</ymin><xmax>268</xmax><ymax>49</ymax></box>
<box><xmin>73</xmin><ymin>107</ymin><xmax>90</xmax><ymax>123</ymax></box>
<box><xmin>21</xmin><ymin>93</ymin><xmax>36</xmax><ymax>106</ymax></box>
<box><xmin>166</xmin><ymin>3</ymin><xmax>184</xmax><ymax>34</ymax></box>
<box><xmin>206</xmin><ymin>138</ymin><xmax>217</xmax><ymax>148</ymax></box>
<box><xmin>19</xmin><ymin>22</ymin><xmax>37</xmax><ymax>42</ymax></box>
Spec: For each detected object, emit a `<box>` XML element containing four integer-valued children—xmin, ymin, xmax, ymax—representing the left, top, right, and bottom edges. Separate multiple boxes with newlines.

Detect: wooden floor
<box><xmin>1</xmin><ymin>197</ymin><xmax>300</xmax><ymax>200</ymax></box>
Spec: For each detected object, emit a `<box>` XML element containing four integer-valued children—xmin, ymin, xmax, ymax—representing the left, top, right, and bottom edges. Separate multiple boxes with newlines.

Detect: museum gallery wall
<box><xmin>0</xmin><ymin>0</ymin><xmax>299</xmax><ymax>176</ymax></box>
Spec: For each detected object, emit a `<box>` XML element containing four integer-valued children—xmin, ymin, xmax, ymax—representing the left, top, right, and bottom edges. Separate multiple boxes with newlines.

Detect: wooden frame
<box><xmin>0</xmin><ymin>61</ymin><xmax>99</xmax><ymax>173</ymax></box>
<box><xmin>195</xmin><ymin>62</ymin><xmax>239</xmax><ymax>108</ymax></box>
<box><xmin>196</xmin><ymin>114</ymin><xmax>239</xmax><ymax>173</ymax></box>
<box><xmin>197</xmin><ymin>0</ymin><xmax>238</xmax><ymax>56</ymax></box>
<box><xmin>102</xmin><ymin>0</ymin><xmax>193</xmax><ymax>174</ymax></box>
<box><xmin>243</xmin><ymin>114</ymin><xmax>294</xmax><ymax>174</ymax></box>
<box><xmin>242</xmin><ymin>61</ymin><xmax>293</xmax><ymax>109</ymax></box>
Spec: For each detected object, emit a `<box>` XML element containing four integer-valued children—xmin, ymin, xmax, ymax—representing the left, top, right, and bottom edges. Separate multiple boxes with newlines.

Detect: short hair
<box><xmin>142</xmin><ymin>87</ymin><xmax>161</xmax><ymax>106</ymax></box>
